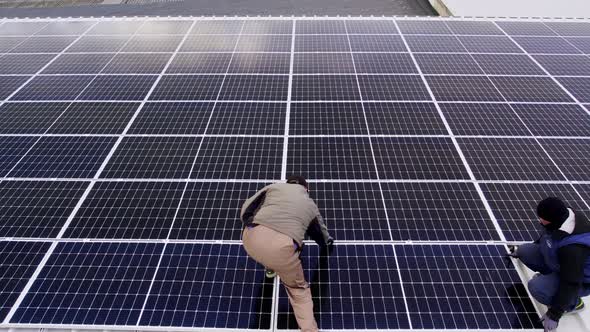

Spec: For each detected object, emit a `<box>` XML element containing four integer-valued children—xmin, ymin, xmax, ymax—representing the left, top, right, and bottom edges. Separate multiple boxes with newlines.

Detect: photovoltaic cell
<box><xmin>496</xmin><ymin>21</ymin><xmax>557</xmax><ymax>36</ymax></box>
<box><xmin>363</xmin><ymin>102</ymin><xmax>447</xmax><ymax>135</ymax></box>
<box><xmin>228</xmin><ymin>53</ymin><xmax>290</xmax><ymax>74</ymax></box>
<box><xmin>0</xmin><ymin>241</ymin><xmax>51</xmax><ymax>322</ymax></box>
<box><xmin>13</xmin><ymin>242</ymin><xmax>163</xmax><ymax>325</ymax></box>
<box><xmin>566</xmin><ymin>37</ymin><xmax>590</xmax><ymax>54</ymax></box>
<box><xmin>34</xmin><ymin>21</ymin><xmax>94</xmax><ymax>35</ymax></box>
<box><xmin>101</xmin><ymin>53</ymin><xmax>172</xmax><ymax>74</ymax></box>
<box><xmin>415</xmin><ymin>53</ymin><xmax>484</xmax><ymax>75</ymax></box>
<box><xmin>9</xmin><ymin>36</ymin><xmax>76</xmax><ymax>53</ymax></box>
<box><xmin>48</xmin><ymin>102</ymin><xmax>139</xmax><ymax>135</ymax></box>
<box><xmin>65</xmin><ymin>181</ymin><xmax>185</xmax><ymax>239</ymax></box>
<box><xmin>349</xmin><ymin>35</ymin><xmax>407</xmax><ymax>52</ymax></box>
<box><xmin>0</xmin><ymin>76</ymin><xmax>30</xmax><ymax>100</ymax></box>
<box><xmin>544</xmin><ymin>22</ymin><xmax>590</xmax><ymax>37</ymax></box>
<box><xmin>472</xmin><ymin>54</ymin><xmax>545</xmax><ymax>75</ymax></box>
<box><xmin>310</xmin><ymin>182</ymin><xmax>389</xmax><ymax>241</ymax></box>
<box><xmin>440</xmin><ymin>103</ymin><xmax>531</xmax><ymax>136</ymax></box>
<box><xmin>87</xmin><ymin>21</ymin><xmax>144</xmax><ymax>35</ymax></box>
<box><xmin>513</xmin><ymin>104</ymin><xmax>590</xmax><ymax>137</ymax></box>
<box><xmin>236</xmin><ymin>35</ymin><xmax>292</xmax><ymax>52</ymax></box>
<box><xmin>345</xmin><ymin>20</ymin><xmax>398</xmax><ymax>34</ymax></box>
<box><xmin>101</xmin><ymin>136</ymin><xmax>202</xmax><ymax>179</ymax></box>
<box><xmin>457</xmin><ymin>35</ymin><xmax>522</xmax><ymax>53</ymax></box>
<box><xmin>0</xmin><ymin>102</ymin><xmax>69</xmax><ymax>134</ymax></box>
<box><xmin>78</xmin><ymin>75</ymin><xmax>158</xmax><ymax>101</ymax></box>
<box><xmin>0</xmin><ymin>136</ymin><xmax>38</xmax><ymax>177</ymax></box>
<box><xmin>139</xmin><ymin>244</ymin><xmax>273</xmax><ymax>329</ymax></box>
<box><xmin>397</xmin><ymin>245</ymin><xmax>541</xmax><ymax>329</ymax></box>
<box><xmin>513</xmin><ymin>36</ymin><xmax>582</xmax><ymax>54</ymax></box>
<box><xmin>171</xmin><ymin>182</ymin><xmax>265</xmax><ymax>240</ymax></box>
<box><xmin>533</xmin><ymin>55</ymin><xmax>590</xmax><ymax>76</ymax></box>
<box><xmin>150</xmin><ymin>75</ymin><xmax>224</xmax><ymax>101</ymax></box>
<box><xmin>557</xmin><ymin>77</ymin><xmax>590</xmax><ymax>103</ymax></box>
<box><xmin>292</xmin><ymin>75</ymin><xmax>360</xmax><ymax>101</ymax></box>
<box><xmin>219</xmin><ymin>75</ymin><xmax>289</xmax><ymax>101</ymax></box>
<box><xmin>357</xmin><ymin>75</ymin><xmax>430</xmax><ymax>101</ymax></box>
<box><xmin>353</xmin><ymin>53</ymin><xmax>418</xmax><ymax>74</ymax></box>
<box><xmin>382</xmin><ymin>182</ymin><xmax>498</xmax><ymax>241</ymax></box>
<box><xmin>0</xmin><ymin>22</ymin><xmax>48</xmax><ymax>35</ymax></box>
<box><xmin>190</xmin><ymin>137</ymin><xmax>283</xmax><ymax>179</ymax></box>
<box><xmin>180</xmin><ymin>35</ymin><xmax>238</xmax><ymax>52</ymax></box>
<box><xmin>372</xmin><ymin>137</ymin><xmax>470</xmax><ymax>180</ymax></box>
<box><xmin>575</xmin><ymin>184</ymin><xmax>590</xmax><ymax>208</ymax></box>
<box><xmin>426</xmin><ymin>76</ymin><xmax>504</xmax><ymax>102</ymax></box>
<box><xmin>242</xmin><ymin>20</ymin><xmax>292</xmax><ymax>34</ymax></box>
<box><xmin>277</xmin><ymin>245</ymin><xmax>409</xmax><ymax>330</ymax></box>
<box><xmin>136</xmin><ymin>20</ymin><xmax>192</xmax><ymax>35</ymax></box>
<box><xmin>458</xmin><ymin>137</ymin><xmax>566</xmax><ymax>181</ymax></box>
<box><xmin>481</xmin><ymin>182</ymin><xmax>589</xmax><ymax>241</ymax></box>
<box><xmin>445</xmin><ymin>20</ymin><xmax>503</xmax><ymax>35</ymax></box>
<box><xmin>405</xmin><ymin>35</ymin><xmax>467</xmax><ymax>53</ymax></box>
<box><xmin>287</xmin><ymin>136</ymin><xmax>378</xmax><ymax>180</ymax></box>
<box><xmin>295</xmin><ymin>20</ymin><xmax>346</xmax><ymax>34</ymax></box>
<box><xmin>0</xmin><ymin>37</ymin><xmax>27</xmax><ymax>53</ymax></box>
<box><xmin>491</xmin><ymin>76</ymin><xmax>573</xmax><ymax>103</ymax></box>
<box><xmin>294</xmin><ymin>35</ymin><xmax>350</xmax><ymax>52</ymax></box>
<box><xmin>288</xmin><ymin>102</ymin><xmax>368</xmax><ymax>135</ymax></box>
<box><xmin>128</xmin><ymin>102</ymin><xmax>213</xmax><ymax>135</ymax></box>
<box><xmin>67</xmin><ymin>35</ymin><xmax>130</xmax><ymax>53</ymax></box>
<box><xmin>121</xmin><ymin>35</ymin><xmax>183</xmax><ymax>52</ymax></box>
<box><xmin>0</xmin><ymin>54</ymin><xmax>55</xmax><ymax>75</ymax></box>
<box><xmin>166</xmin><ymin>53</ymin><xmax>232</xmax><ymax>74</ymax></box>
<box><xmin>207</xmin><ymin>102</ymin><xmax>286</xmax><ymax>135</ymax></box>
<box><xmin>12</xmin><ymin>75</ymin><xmax>93</xmax><ymax>101</ymax></box>
<box><xmin>397</xmin><ymin>20</ymin><xmax>452</xmax><ymax>35</ymax></box>
<box><xmin>8</xmin><ymin>136</ymin><xmax>117</xmax><ymax>178</ymax></box>
<box><xmin>190</xmin><ymin>20</ymin><xmax>243</xmax><ymax>34</ymax></box>
<box><xmin>294</xmin><ymin>53</ymin><xmax>355</xmax><ymax>74</ymax></box>
<box><xmin>540</xmin><ymin>138</ymin><xmax>590</xmax><ymax>181</ymax></box>
<box><xmin>0</xmin><ymin>181</ymin><xmax>88</xmax><ymax>238</ymax></box>
<box><xmin>42</xmin><ymin>53</ymin><xmax>114</xmax><ymax>74</ymax></box>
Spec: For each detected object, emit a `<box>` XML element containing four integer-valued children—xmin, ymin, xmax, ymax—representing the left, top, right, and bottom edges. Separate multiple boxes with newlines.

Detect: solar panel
<box><xmin>396</xmin><ymin>245</ymin><xmax>540</xmax><ymax>329</ymax></box>
<box><xmin>0</xmin><ymin>241</ymin><xmax>51</xmax><ymax>321</ymax></box>
<box><xmin>13</xmin><ymin>242</ymin><xmax>163</xmax><ymax>325</ymax></box>
<box><xmin>3</xmin><ymin>17</ymin><xmax>590</xmax><ymax>332</ymax></box>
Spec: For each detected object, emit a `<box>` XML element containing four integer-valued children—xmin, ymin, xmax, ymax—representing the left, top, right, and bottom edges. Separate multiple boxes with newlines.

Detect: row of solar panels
<box><xmin>0</xmin><ymin>241</ymin><xmax>540</xmax><ymax>330</ymax></box>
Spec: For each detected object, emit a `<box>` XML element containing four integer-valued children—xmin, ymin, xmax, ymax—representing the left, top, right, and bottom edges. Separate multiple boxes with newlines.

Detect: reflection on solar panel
<box><xmin>2</xmin><ymin>16</ymin><xmax>589</xmax><ymax>331</ymax></box>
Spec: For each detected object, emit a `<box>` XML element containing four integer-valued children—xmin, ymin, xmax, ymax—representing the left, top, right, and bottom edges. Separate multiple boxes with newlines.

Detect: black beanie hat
<box><xmin>537</xmin><ymin>197</ymin><xmax>569</xmax><ymax>227</ymax></box>
<box><xmin>286</xmin><ymin>175</ymin><xmax>308</xmax><ymax>189</ymax></box>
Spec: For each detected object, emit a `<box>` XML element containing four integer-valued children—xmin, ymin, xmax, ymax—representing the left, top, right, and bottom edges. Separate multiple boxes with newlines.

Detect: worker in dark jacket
<box><xmin>511</xmin><ymin>197</ymin><xmax>590</xmax><ymax>331</ymax></box>
<box><xmin>240</xmin><ymin>176</ymin><xmax>333</xmax><ymax>332</ymax></box>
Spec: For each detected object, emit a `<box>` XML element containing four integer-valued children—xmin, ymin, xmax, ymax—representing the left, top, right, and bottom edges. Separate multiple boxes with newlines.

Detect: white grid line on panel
<box><xmin>280</xmin><ymin>20</ymin><xmax>295</xmax><ymax>181</ymax></box>
<box><xmin>393</xmin><ymin>19</ymin><xmax>509</xmax><ymax>243</ymax></box>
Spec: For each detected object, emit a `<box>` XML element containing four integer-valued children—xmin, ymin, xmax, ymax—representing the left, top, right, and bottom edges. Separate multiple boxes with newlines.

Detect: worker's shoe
<box><xmin>565</xmin><ymin>298</ymin><xmax>585</xmax><ymax>315</ymax></box>
<box><xmin>265</xmin><ymin>269</ymin><xmax>276</xmax><ymax>279</ymax></box>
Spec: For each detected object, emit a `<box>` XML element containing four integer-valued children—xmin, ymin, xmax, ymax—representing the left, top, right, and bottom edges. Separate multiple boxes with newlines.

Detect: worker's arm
<box><xmin>240</xmin><ymin>185</ymin><xmax>270</xmax><ymax>223</ymax></box>
<box><xmin>546</xmin><ymin>244</ymin><xmax>590</xmax><ymax>320</ymax></box>
<box><xmin>307</xmin><ymin>211</ymin><xmax>333</xmax><ymax>247</ymax></box>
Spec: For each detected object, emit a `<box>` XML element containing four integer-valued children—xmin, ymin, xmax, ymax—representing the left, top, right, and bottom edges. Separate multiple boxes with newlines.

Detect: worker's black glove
<box><xmin>505</xmin><ymin>245</ymin><xmax>519</xmax><ymax>259</ymax></box>
<box><xmin>326</xmin><ymin>237</ymin><xmax>334</xmax><ymax>246</ymax></box>
<box><xmin>320</xmin><ymin>237</ymin><xmax>334</xmax><ymax>256</ymax></box>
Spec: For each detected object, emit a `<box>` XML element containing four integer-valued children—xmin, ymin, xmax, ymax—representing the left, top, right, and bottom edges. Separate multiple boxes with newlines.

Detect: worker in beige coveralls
<box><xmin>241</xmin><ymin>176</ymin><xmax>334</xmax><ymax>332</ymax></box>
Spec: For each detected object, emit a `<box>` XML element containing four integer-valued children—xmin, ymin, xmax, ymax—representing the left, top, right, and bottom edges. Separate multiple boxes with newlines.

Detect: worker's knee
<box><xmin>528</xmin><ymin>274</ymin><xmax>558</xmax><ymax>305</ymax></box>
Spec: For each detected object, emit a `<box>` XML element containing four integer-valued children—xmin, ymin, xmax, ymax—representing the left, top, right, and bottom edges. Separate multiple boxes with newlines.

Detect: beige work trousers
<box><xmin>242</xmin><ymin>225</ymin><xmax>318</xmax><ymax>332</ymax></box>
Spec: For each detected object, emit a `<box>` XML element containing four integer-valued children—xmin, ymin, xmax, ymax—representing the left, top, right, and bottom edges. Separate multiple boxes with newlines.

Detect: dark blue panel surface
<box><xmin>0</xmin><ymin>181</ymin><xmax>88</xmax><ymax>238</ymax></box>
<box><xmin>558</xmin><ymin>77</ymin><xmax>590</xmax><ymax>103</ymax></box>
<box><xmin>0</xmin><ymin>136</ymin><xmax>38</xmax><ymax>177</ymax></box>
<box><xmin>415</xmin><ymin>53</ymin><xmax>484</xmax><ymax>75</ymax></box>
<box><xmin>440</xmin><ymin>103</ymin><xmax>530</xmax><ymax>136</ymax></box>
<box><xmin>139</xmin><ymin>244</ymin><xmax>273</xmax><ymax>329</ymax></box>
<box><xmin>426</xmin><ymin>76</ymin><xmax>504</xmax><ymax>102</ymax></box>
<box><xmin>101</xmin><ymin>136</ymin><xmax>202</xmax><ymax>179</ymax></box>
<box><xmin>295</xmin><ymin>20</ymin><xmax>346</xmax><ymax>34</ymax></box>
<box><xmin>364</xmin><ymin>102</ymin><xmax>447</xmax><ymax>135</ymax></box>
<box><xmin>0</xmin><ymin>76</ymin><xmax>30</xmax><ymax>100</ymax></box>
<box><xmin>513</xmin><ymin>104</ymin><xmax>590</xmax><ymax>137</ymax></box>
<box><xmin>292</xmin><ymin>75</ymin><xmax>360</xmax><ymax>101</ymax></box>
<box><xmin>48</xmin><ymin>102</ymin><xmax>139</xmax><ymax>135</ymax></box>
<box><xmin>287</xmin><ymin>137</ymin><xmax>378</xmax><ymax>180</ymax></box>
<box><xmin>12</xmin><ymin>75</ymin><xmax>93</xmax><ymax>101</ymax></box>
<box><xmin>65</xmin><ymin>181</ymin><xmax>185</xmax><ymax>239</ymax></box>
<box><xmin>345</xmin><ymin>20</ymin><xmax>398</xmax><ymax>34</ymax></box>
<box><xmin>8</xmin><ymin>136</ymin><xmax>117</xmax><ymax>178</ymax></box>
<box><xmin>0</xmin><ymin>242</ymin><xmax>51</xmax><ymax>322</ymax></box>
<box><xmin>172</xmin><ymin>182</ymin><xmax>265</xmax><ymax>240</ymax></box>
<box><xmin>42</xmin><ymin>53</ymin><xmax>114</xmax><ymax>74</ymax></box>
<box><xmin>0</xmin><ymin>102</ymin><xmax>69</xmax><ymax>134</ymax></box>
<box><xmin>277</xmin><ymin>245</ymin><xmax>410</xmax><ymax>330</ymax></box>
<box><xmin>10</xmin><ymin>36</ymin><xmax>76</xmax><ymax>53</ymax></box>
<box><xmin>0</xmin><ymin>54</ymin><xmax>55</xmax><ymax>75</ymax></box>
<box><xmin>446</xmin><ymin>20</ymin><xmax>503</xmax><ymax>35</ymax></box>
<box><xmin>490</xmin><ymin>76</ymin><xmax>574</xmax><ymax>103</ymax></box>
<box><xmin>289</xmin><ymin>102</ymin><xmax>367</xmax><ymax>135</ymax></box>
<box><xmin>13</xmin><ymin>242</ymin><xmax>163</xmax><ymax>325</ymax></box>
<box><xmin>358</xmin><ymin>75</ymin><xmax>430</xmax><ymax>101</ymax></box>
<box><xmin>190</xmin><ymin>137</ymin><xmax>283</xmax><ymax>179</ymax></box>
<box><xmin>533</xmin><ymin>55</ymin><xmax>590</xmax><ymax>76</ymax></box>
<box><xmin>128</xmin><ymin>102</ymin><xmax>213</xmax><ymax>135</ymax></box>
<box><xmin>311</xmin><ymin>182</ymin><xmax>390</xmax><ymax>241</ymax></box>
<box><xmin>219</xmin><ymin>75</ymin><xmax>289</xmax><ymax>101</ymax></box>
<box><xmin>382</xmin><ymin>182</ymin><xmax>498</xmax><ymax>241</ymax></box>
<box><xmin>458</xmin><ymin>137</ymin><xmax>566</xmax><ymax>181</ymax></box>
<box><xmin>150</xmin><ymin>75</ymin><xmax>224</xmax><ymax>101</ymax></box>
<box><xmin>481</xmin><ymin>183</ymin><xmax>589</xmax><ymax>241</ymax></box>
<box><xmin>540</xmin><ymin>138</ymin><xmax>590</xmax><ymax>181</ymax></box>
<box><xmin>79</xmin><ymin>75</ymin><xmax>158</xmax><ymax>101</ymax></box>
<box><xmin>207</xmin><ymin>102</ymin><xmax>286</xmax><ymax>135</ymax></box>
<box><xmin>372</xmin><ymin>137</ymin><xmax>470</xmax><ymax>180</ymax></box>
<box><xmin>397</xmin><ymin>245</ymin><xmax>541</xmax><ymax>329</ymax></box>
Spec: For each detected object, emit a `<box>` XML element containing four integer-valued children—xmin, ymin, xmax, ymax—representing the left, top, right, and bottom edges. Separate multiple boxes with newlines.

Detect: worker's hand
<box><xmin>327</xmin><ymin>237</ymin><xmax>334</xmax><ymax>246</ymax></box>
<box><xmin>320</xmin><ymin>237</ymin><xmax>334</xmax><ymax>256</ymax></box>
<box><xmin>541</xmin><ymin>314</ymin><xmax>559</xmax><ymax>332</ymax></box>
<box><xmin>505</xmin><ymin>245</ymin><xmax>519</xmax><ymax>259</ymax></box>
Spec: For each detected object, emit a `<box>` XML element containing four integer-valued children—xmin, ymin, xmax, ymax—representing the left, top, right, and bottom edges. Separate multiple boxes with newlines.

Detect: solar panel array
<box><xmin>1</xmin><ymin>17</ymin><xmax>590</xmax><ymax>331</ymax></box>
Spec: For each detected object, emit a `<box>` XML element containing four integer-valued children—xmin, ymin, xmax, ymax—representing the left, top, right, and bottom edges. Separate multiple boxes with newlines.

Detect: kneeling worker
<box><xmin>509</xmin><ymin>197</ymin><xmax>590</xmax><ymax>331</ymax></box>
<box><xmin>240</xmin><ymin>176</ymin><xmax>333</xmax><ymax>332</ymax></box>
